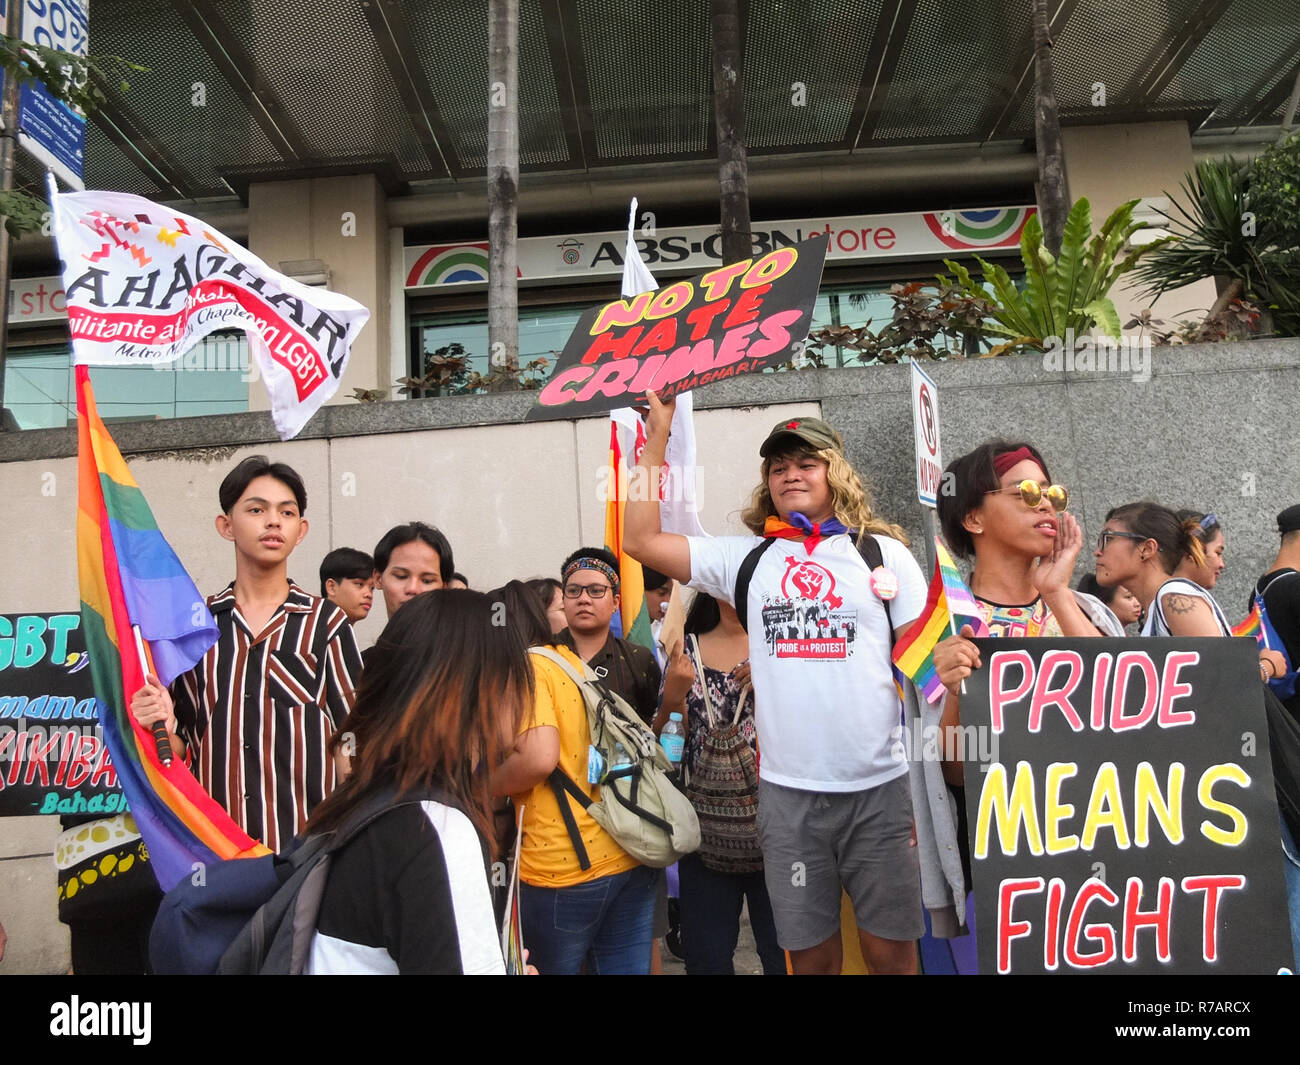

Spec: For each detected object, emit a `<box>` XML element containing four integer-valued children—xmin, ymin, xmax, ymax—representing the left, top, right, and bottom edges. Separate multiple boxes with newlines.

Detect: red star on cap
<box><xmin>785</xmin><ymin>420</ymin><xmax>800</xmax><ymax>430</ymax></box>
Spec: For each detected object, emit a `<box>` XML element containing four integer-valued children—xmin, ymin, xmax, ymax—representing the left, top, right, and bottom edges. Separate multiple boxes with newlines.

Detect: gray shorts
<box><xmin>757</xmin><ymin>773</ymin><xmax>924</xmax><ymax>951</ymax></box>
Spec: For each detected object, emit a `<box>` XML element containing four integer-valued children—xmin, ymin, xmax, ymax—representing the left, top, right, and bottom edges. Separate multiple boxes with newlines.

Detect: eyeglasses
<box><xmin>985</xmin><ymin>480</ymin><xmax>1069</xmax><ymax>512</ymax></box>
<box><xmin>1096</xmin><ymin>529</ymin><xmax>1147</xmax><ymax>552</ymax></box>
<box><xmin>563</xmin><ymin>583</ymin><xmax>611</xmax><ymax>600</ymax></box>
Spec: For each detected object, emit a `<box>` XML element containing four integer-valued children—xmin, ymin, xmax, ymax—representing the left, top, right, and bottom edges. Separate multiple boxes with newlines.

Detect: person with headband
<box><xmin>932</xmin><ymin>440</ymin><xmax>1123</xmax><ymax>703</ymax></box>
<box><xmin>556</xmin><ymin>546</ymin><xmax>661</xmax><ymax>726</ymax></box>
<box><xmin>1173</xmin><ymin>510</ymin><xmax>1227</xmax><ymax>592</ymax></box>
<box><xmin>625</xmin><ymin>392</ymin><xmax>929</xmax><ymax>976</ymax></box>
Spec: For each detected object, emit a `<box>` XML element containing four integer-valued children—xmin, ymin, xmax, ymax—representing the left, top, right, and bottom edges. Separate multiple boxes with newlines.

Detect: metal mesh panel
<box><xmin>576</xmin><ymin>0</ymin><xmax>711</xmax><ymax>159</ymax></box>
<box><xmin>84</xmin><ymin>123</ymin><xmax>169</xmax><ymax>198</ymax></box>
<box><xmin>1167</xmin><ymin>0</ymin><xmax>1300</xmax><ymax>126</ymax></box>
<box><xmin>871</xmin><ymin>0</ymin><xmax>1031</xmax><ymax>143</ymax></box>
<box><xmin>1001</xmin><ymin>0</ymin><xmax>1205</xmax><ymax>135</ymax></box>
<box><xmin>228</xmin><ymin>0</ymin><xmax>433</xmax><ymax>175</ymax></box>
<box><xmin>403</xmin><ymin>0</ymin><xmax>570</xmax><ymax>171</ymax></box>
<box><xmin>744</xmin><ymin>0</ymin><xmax>884</xmax><ymax>149</ymax></box>
<box><xmin>88</xmin><ymin>0</ymin><xmax>282</xmax><ymax>196</ymax></box>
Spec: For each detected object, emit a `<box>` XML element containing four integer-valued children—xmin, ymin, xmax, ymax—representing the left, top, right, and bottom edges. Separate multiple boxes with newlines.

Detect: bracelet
<box><xmin>1261</xmin><ymin>660</ymin><xmax>1275</xmax><ymax>679</ymax></box>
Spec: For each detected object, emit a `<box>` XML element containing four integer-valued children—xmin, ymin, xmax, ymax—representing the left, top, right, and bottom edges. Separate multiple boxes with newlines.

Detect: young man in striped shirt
<box><xmin>130</xmin><ymin>455</ymin><xmax>363</xmax><ymax>852</ymax></box>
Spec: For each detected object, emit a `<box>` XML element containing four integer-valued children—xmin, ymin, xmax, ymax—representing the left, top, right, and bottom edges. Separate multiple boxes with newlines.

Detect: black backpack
<box><xmin>733</xmin><ymin>533</ymin><xmax>895</xmax><ymax>635</ymax></box>
<box><xmin>150</xmin><ymin>787</ymin><xmax>417</xmax><ymax>975</ymax></box>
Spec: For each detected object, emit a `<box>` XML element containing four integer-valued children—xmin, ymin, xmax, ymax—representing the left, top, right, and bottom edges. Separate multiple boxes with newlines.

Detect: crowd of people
<box><xmin>40</xmin><ymin>393</ymin><xmax>1300</xmax><ymax>975</ymax></box>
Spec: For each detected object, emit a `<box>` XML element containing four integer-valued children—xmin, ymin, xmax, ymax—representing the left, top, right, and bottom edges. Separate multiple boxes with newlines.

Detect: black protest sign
<box><xmin>0</xmin><ymin>613</ymin><xmax>125</xmax><ymax>817</ymax></box>
<box><xmin>961</xmin><ymin>637</ymin><xmax>1292</xmax><ymax>975</ymax></box>
<box><xmin>526</xmin><ymin>233</ymin><xmax>828</xmax><ymax>421</ymax></box>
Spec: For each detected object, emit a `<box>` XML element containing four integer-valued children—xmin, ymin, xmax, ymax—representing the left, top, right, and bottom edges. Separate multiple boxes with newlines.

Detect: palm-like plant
<box><xmin>1132</xmin><ymin>151</ymin><xmax>1300</xmax><ymax>335</ymax></box>
<box><xmin>939</xmin><ymin>198</ymin><xmax>1165</xmax><ymax>355</ymax></box>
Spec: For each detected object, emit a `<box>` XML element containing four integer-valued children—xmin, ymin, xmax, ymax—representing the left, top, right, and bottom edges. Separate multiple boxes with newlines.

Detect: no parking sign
<box><xmin>911</xmin><ymin>361</ymin><xmax>942</xmax><ymax>507</ymax></box>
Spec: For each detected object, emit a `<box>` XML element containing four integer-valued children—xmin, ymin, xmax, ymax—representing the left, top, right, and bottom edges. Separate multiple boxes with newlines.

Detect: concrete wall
<box><xmin>3</xmin><ymin>338</ymin><xmax>1299</xmax><ymax>971</ymax></box>
<box><xmin>1063</xmin><ymin>121</ymin><xmax>1220</xmax><ymax>331</ymax></box>
<box><xmin>246</xmin><ymin>175</ymin><xmax>391</xmax><ymax>406</ymax></box>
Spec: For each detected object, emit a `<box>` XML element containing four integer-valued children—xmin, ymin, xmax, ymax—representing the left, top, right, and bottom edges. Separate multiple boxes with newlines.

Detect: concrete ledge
<box><xmin>4</xmin><ymin>338</ymin><xmax>1295</xmax><ymax>463</ymax></box>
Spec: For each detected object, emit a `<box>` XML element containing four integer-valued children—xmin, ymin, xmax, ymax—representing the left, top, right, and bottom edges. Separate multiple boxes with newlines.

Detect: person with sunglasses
<box><xmin>931</xmin><ymin>441</ymin><xmax>1124</xmax><ymax>760</ymax></box>
<box><xmin>1093</xmin><ymin>502</ymin><xmax>1280</xmax><ymax>656</ymax></box>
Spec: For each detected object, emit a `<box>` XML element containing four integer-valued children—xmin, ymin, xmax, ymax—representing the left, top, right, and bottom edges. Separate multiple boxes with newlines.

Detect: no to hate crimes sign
<box><xmin>526</xmin><ymin>234</ymin><xmax>827</xmax><ymax>421</ymax></box>
<box><xmin>961</xmin><ymin>637</ymin><xmax>1293</xmax><ymax>975</ymax></box>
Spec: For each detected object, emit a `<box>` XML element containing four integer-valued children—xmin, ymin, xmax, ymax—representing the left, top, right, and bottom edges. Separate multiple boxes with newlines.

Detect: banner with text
<box><xmin>0</xmin><ymin>613</ymin><xmax>123</xmax><ymax>817</ymax></box>
<box><xmin>526</xmin><ymin>234</ymin><xmax>827</xmax><ymax>421</ymax></box>
<box><xmin>961</xmin><ymin>637</ymin><xmax>1292</xmax><ymax>975</ymax></box>
<box><xmin>51</xmin><ymin>188</ymin><xmax>371</xmax><ymax>440</ymax></box>
<box><xmin>406</xmin><ymin>207</ymin><xmax>1034</xmax><ymax>289</ymax></box>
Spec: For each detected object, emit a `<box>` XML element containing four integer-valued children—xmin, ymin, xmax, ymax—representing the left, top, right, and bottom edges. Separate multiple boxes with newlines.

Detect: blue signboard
<box><xmin>1</xmin><ymin>0</ymin><xmax>89</xmax><ymax>189</ymax></box>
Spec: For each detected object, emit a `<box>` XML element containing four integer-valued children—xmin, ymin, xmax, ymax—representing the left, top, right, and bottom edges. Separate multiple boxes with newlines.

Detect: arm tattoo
<box><xmin>1164</xmin><ymin>593</ymin><xmax>1199</xmax><ymax>615</ymax></box>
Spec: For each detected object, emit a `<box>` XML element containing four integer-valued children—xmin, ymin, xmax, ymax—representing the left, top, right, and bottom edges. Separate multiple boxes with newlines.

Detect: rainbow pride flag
<box><xmin>76</xmin><ymin>365</ymin><xmax>269</xmax><ymax>890</ymax></box>
<box><xmin>892</xmin><ymin>538</ymin><xmax>989</xmax><ymax>703</ymax></box>
<box><xmin>1233</xmin><ymin>602</ymin><xmax>1263</xmax><ymax>641</ymax></box>
<box><xmin>604</xmin><ymin>415</ymin><xmax>654</xmax><ymax>649</ymax></box>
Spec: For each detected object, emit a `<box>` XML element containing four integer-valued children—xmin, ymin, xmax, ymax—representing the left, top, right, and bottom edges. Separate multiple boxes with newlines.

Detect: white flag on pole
<box><xmin>615</xmin><ymin>198</ymin><xmax>706</xmax><ymax>538</ymax></box>
<box><xmin>50</xmin><ymin>187</ymin><xmax>370</xmax><ymax>440</ymax></box>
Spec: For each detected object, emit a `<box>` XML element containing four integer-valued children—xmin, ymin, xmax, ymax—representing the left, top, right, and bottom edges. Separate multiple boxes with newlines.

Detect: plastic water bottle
<box><xmin>660</xmin><ymin>713</ymin><xmax>685</xmax><ymax>768</ymax></box>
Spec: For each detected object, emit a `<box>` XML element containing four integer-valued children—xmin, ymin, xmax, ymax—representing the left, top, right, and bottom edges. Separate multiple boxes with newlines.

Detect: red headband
<box><xmin>993</xmin><ymin>446</ymin><xmax>1038</xmax><ymax>477</ymax></box>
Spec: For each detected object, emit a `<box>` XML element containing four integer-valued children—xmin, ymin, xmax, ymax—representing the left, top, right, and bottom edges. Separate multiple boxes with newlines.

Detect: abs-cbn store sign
<box><xmin>405</xmin><ymin>206</ymin><xmax>1034</xmax><ymax>291</ymax></box>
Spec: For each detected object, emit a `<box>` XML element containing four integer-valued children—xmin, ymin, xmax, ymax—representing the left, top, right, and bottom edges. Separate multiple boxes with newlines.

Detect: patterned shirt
<box><xmin>171</xmin><ymin>581</ymin><xmax>362</xmax><ymax>852</ymax></box>
<box><xmin>975</xmin><ymin>595</ymin><xmax>1064</xmax><ymax>639</ymax></box>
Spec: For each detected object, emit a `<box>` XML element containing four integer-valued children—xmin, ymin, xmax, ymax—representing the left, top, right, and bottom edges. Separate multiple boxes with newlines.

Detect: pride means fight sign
<box><xmin>51</xmin><ymin>188</ymin><xmax>370</xmax><ymax>440</ymax></box>
<box><xmin>526</xmin><ymin>233</ymin><xmax>827</xmax><ymax>421</ymax></box>
<box><xmin>960</xmin><ymin>637</ymin><xmax>1293</xmax><ymax>975</ymax></box>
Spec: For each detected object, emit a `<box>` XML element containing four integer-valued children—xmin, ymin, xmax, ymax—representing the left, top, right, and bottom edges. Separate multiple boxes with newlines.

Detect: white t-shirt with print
<box><xmin>687</xmin><ymin>532</ymin><xmax>926</xmax><ymax>792</ymax></box>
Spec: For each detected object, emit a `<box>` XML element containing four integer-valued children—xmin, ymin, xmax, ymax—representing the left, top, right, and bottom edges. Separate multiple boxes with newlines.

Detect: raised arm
<box><xmin>622</xmin><ymin>391</ymin><xmax>692</xmax><ymax>585</ymax></box>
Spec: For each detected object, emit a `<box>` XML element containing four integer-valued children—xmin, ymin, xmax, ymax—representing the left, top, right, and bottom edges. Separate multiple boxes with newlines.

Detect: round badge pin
<box><xmin>870</xmin><ymin>566</ymin><xmax>898</xmax><ymax>600</ymax></box>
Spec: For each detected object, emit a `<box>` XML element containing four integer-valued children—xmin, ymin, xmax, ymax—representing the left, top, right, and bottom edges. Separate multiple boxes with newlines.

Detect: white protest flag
<box><xmin>615</xmin><ymin>198</ymin><xmax>706</xmax><ymax>538</ymax></box>
<box><xmin>50</xmin><ymin>188</ymin><xmax>370</xmax><ymax>440</ymax></box>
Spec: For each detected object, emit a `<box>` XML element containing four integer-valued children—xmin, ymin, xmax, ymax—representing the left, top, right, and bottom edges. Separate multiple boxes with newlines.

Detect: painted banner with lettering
<box><xmin>960</xmin><ymin>637</ymin><xmax>1292</xmax><ymax>974</ymax></box>
<box><xmin>0</xmin><ymin>613</ymin><xmax>123</xmax><ymax>817</ymax></box>
<box><xmin>527</xmin><ymin>233</ymin><xmax>827</xmax><ymax>421</ymax></box>
<box><xmin>50</xmin><ymin>188</ymin><xmax>370</xmax><ymax>440</ymax></box>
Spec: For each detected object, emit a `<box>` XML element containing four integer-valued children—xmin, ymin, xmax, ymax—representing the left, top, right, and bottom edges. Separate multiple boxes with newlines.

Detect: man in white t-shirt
<box><xmin>625</xmin><ymin>393</ymin><xmax>927</xmax><ymax>974</ymax></box>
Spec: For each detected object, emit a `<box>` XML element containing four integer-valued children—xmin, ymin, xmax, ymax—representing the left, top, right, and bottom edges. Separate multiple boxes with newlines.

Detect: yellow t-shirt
<box><xmin>512</xmin><ymin>647</ymin><xmax>639</xmax><ymax>887</ymax></box>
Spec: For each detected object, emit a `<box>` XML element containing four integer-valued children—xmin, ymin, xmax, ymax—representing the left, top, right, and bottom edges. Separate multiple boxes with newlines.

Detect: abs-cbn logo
<box><xmin>583</xmin><ymin>223</ymin><xmax>897</xmax><ymax>270</ymax></box>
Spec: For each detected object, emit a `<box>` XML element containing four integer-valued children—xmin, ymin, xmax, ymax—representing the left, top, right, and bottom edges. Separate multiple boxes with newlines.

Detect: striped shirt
<box><xmin>172</xmin><ymin>581</ymin><xmax>362</xmax><ymax>852</ymax></box>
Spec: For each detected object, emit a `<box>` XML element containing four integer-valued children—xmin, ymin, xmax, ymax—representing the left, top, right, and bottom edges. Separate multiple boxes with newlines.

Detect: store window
<box><xmin>3</xmin><ymin>333</ymin><xmax>252</xmax><ymax>429</ymax></box>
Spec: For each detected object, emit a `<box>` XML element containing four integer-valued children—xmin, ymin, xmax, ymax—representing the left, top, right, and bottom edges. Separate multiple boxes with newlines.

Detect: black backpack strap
<box><xmin>735</xmin><ymin>538</ymin><xmax>777</xmax><ymax>632</ymax></box>
<box><xmin>735</xmin><ymin>533</ymin><xmax>898</xmax><ymax>639</ymax></box>
<box><xmin>548</xmin><ymin>769</ymin><xmax>593</xmax><ymax>871</ymax></box>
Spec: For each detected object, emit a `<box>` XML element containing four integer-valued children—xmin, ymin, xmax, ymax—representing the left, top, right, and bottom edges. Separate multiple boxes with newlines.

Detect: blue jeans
<box><xmin>678</xmin><ymin>852</ymin><xmax>785</xmax><ymax>975</ymax></box>
<box><xmin>1282</xmin><ymin>814</ymin><xmax>1300</xmax><ymax>971</ymax></box>
<box><xmin>520</xmin><ymin>865</ymin><xmax>656</xmax><ymax>975</ymax></box>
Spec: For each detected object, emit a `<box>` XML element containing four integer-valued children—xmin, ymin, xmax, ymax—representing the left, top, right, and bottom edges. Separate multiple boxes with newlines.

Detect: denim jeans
<box><xmin>1281</xmin><ymin>814</ymin><xmax>1300</xmax><ymax>971</ymax></box>
<box><xmin>677</xmin><ymin>853</ymin><xmax>785</xmax><ymax>975</ymax></box>
<box><xmin>519</xmin><ymin>865</ymin><xmax>656</xmax><ymax>975</ymax></box>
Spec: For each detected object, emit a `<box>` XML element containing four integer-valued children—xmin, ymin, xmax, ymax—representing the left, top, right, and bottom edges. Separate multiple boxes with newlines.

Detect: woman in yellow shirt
<box><xmin>489</xmin><ymin>580</ymin><xmax>655</xmax><ymax>974</ymax></box>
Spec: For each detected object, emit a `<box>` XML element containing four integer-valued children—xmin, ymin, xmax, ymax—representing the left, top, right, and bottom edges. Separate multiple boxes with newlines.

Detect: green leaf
<box><xmin>1083</xmin><ymin>298</ymin><xmax>1122</xmax><ymax>339</ymax></box>
<box><xmin>1052</xmin><ymin>199</ymin><xmax>1092</xmax><ymax>333</ymax></box>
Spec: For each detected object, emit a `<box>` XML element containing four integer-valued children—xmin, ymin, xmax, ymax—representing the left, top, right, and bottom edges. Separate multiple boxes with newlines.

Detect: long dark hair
<box><xmin>490</xmin><ymin>580</ymin><xmax>554</xmax><ymax>649</ymax></box>
<box><xmin>684</xmin><ymin>591</ymin><xmax>721</xmax><ymax>637</ymax></box>
<box><xmin>307</xmin><ymin>590</ymin><xmax>532</xmax><ymax>851</ymax></box>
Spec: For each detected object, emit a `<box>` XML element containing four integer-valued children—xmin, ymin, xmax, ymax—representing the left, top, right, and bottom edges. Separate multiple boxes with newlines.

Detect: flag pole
<box><xmin>131</xmin><ymin>625</ymin><xmax>173</xmax><ymax>767</ymax></box>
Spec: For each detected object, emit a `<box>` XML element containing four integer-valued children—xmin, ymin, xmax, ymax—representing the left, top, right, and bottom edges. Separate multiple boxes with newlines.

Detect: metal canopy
<box><xmin>83</xmin><ymin>0</ymin><xmax>1300</xmax><ymax>202</ymax></box>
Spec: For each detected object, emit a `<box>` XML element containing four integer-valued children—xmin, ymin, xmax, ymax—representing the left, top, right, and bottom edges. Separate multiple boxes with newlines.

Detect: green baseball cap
<box><xmin>759</xmin><ymin>416</ymin><xmax>844</xmax><ymax>458</ymax></box>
